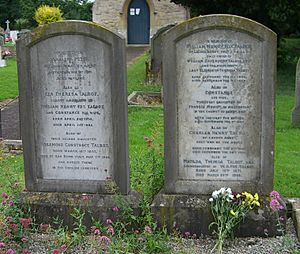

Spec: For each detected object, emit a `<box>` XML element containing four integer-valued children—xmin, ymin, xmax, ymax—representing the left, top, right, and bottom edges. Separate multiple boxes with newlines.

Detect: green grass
<box><xmin>0</xmin><ymin>57</ymin><xmax>18</xmax><ymax>101</ymax></box>
<box><xmin>0</xmin><ymin>153</ymin><xmax>24</xmax><ymax>194</ymax></box>
<box><xmin>127</xmin><ymin>54</ymin><xmax>161</xmax><ymax>95</ymax></box>
<box><xmin>275</xmin><ymin>95</ymin><xmax>300</xmax><ymax>197</ymax></box>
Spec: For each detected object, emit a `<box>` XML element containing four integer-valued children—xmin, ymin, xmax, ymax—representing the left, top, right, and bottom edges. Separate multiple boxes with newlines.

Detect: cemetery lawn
<box><xmin>0</xmin><ymin>58</ymin><xmax>18</xmax><ymax>101</ymax></box>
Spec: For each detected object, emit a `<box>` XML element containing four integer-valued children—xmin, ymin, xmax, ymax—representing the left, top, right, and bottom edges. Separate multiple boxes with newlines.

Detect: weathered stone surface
<box><xmin>162</xmin><ymin>15</ymin><xmax>277</xmax><ymax>195</ymax></box>
<box><xmin>93</xmin><ymin>0</ymin><xmax>188</xmax><ymax>42</ymax></box>
<box><xmin>150</xmin><ymin>24</ymin><xmax>175</xmax><ymax>83</ymax></box>
<box><xmin>292</xmin><ymin>58</ymin><xmax>300</xmax><ymax>127</ymax></box>
<box><xmin>17</xmin><ymin>21</ymin><xmax>129</xmax><ymax>194</ymax></box>
<box><xmin>0</xmin><ymin>99</ymin><xmax>20</xmax><ymax>140</ymax></box>
<box><xmin>287</xmin><ymin>198</ymin><xmax>300</xmax><ymax>242</ymax></box>
<box><xmin>20</xmin><ymin>191</ymin><xmax>140</xmax><ymax>229</ymax></box>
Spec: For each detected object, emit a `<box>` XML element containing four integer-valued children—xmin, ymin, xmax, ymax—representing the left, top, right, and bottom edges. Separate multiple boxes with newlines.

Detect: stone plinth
<box><xmin>20</xmin><ymin>191</ymin><xmax>140</xmax><ymax>229</ymax></box>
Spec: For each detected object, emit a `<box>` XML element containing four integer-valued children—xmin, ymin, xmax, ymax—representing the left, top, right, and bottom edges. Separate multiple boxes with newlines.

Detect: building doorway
<box><xmin>127</xmin><ymin>0</ymin><xmax>150</xmax><ymax>44</ymax></box>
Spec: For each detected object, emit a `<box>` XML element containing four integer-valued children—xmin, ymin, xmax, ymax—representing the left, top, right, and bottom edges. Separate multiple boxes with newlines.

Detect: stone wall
<box><xmin>92</xmin><ymin>0</ymin><xmax>188</xmax><ymax>43</ymax></box>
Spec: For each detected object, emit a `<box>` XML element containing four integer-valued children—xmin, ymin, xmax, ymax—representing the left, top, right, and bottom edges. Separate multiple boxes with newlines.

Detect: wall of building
<box><xmin>93</xmin><ymin>0</ymin><xmax>188</xmax><ymax>43</ymax></box>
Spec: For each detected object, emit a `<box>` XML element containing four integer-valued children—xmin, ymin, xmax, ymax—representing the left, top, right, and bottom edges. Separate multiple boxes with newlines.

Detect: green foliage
<box><xmin>171</xmin><ymin>0</ymin><xmax>300</xmax><ymax>38</ymax></box>
<box><xmin>34</xmin><ymin>5</ymin><xmax>64</xmax><ymax>26</ymax></box>
<box><xmin>14</xmin><ymin>18</ymin><xmax>30</xmax><ymax>30</ymax></box>
<box><xmin>70</xmin><ymin>208</ymin><xmax>87</xmax><ymax>245</ymax></box>
<box><xmin>127</xmin><ymin>53</ymin><xmax>161</xmax><ymax>95</ymax></box>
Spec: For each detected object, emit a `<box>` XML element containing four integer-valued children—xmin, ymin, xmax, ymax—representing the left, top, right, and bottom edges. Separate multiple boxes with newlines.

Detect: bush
<box><xmin>34</xmin><ymin>5</ymin><xmax>63</xmax><ymax>26</ymax></box>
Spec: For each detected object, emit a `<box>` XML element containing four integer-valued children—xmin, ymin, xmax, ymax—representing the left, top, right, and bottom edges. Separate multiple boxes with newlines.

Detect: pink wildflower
<box><xmin>137</xmin><ymin>237</ymin><xmax>144</xmax><ymax>241</ymax></box>
<box><xmin>0</xmin><ymin>242</ymin><xmax>5</xmax><ymax>248</ymax></box>
<box><xmin>270</xmin><ymin>199</ymin><xmax>283</xmax><ymax>211</ymax></box>
<box><xmin>184</xmin><ymin>231</ymin><xmax>191</xmax><ymax>237</ymax></box>
<box><xmin>60</xmin><ymin>244</ymin><xmax>67</xmax><ymax>250</ymax></box>
<box><xmin>98</xmin><ymin>235</ymin><xmax>110</xmax><ymax>243</ymax></box>
<box><xmin>20</xmin><ymin>218</ymin><xmax>32</xmax><ymax>229</ymax></box>
<box><xmin>8</xmin><ymin>200</ymin><xmax>14</xmax><ymax>206</ymax></box>
<box><xmin>22</xmin><ymin>249</ymin><xmax>31</xmax><ymax>254</ymax></box>
<box><xmin>40</xmin><ymin>223</ymin><xmax>49</xmax><ymax>231</ymax></box>
<box><xmin>52</xmin><ymin>249</ymin><xmax>61</xmax><ymax>254</ymax></box>
<box><xmin>112</xmin><ymin>206</ymin><xmax>119</xmax><ymax>212</ymax></box>
<box><xmin>10</xmin><ymin>223</ymin><xmax>18</xmax><ymax>230</ymax></box>
<box><xmin>1</xmin><ymin>192</ymin><xmax>8</xmax><ymax>199</ymax></box>
<box><xmin>6</xmin><ymin>249</ymin><xmax>15</xmax><ymax>254</ymax></box>
<box><xmin>106</xmin><ymin>219</ymin><xmax>113</xmax><ymax>225</ymax></box>
<box><xmin>94</xmin><ymin>229</ymin><xmax>101</xmax><ymax>235</ymax></box>
<box><xmin>107</xmin><ymin>226</ymin><xmax>115</xmax><ymax>235</ymax></box>
<box><xmin>144</xmin><ymin>225</ymin><xmax>152</xmax><ymax>234</ymax></box>
<box><xmin>2</xmin><ymin>200</ymin><xmax>7</xmax><ymax>205</ymax></box>
<box><xmin>21</xmin><ymin>236</ymin><xmax>27</xmax><ymax>242</ymax></box>
<box><xmin>270</xmin><ymin>191</ymin><xmax>280</xmax><ymax>200</ymax></box>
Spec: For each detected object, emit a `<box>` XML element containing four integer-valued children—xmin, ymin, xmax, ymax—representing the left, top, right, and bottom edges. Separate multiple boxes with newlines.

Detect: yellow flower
<box><xmin>230</xmin><ymin>209</ymin><xmax>236</xmax><ymax>216</ymax></box>
<box><xmin>236</xmin><ymin>194</ymin><xmax>241</xmax><ymax>199</ymax></box>
<box><xmin>254</xmin><ymin>193</ymin><xmax>259</xmax><ymax>201</ymax></box>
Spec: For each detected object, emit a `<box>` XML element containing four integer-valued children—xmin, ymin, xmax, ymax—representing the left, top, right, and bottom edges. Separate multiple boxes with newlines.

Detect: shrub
<box><xmin>34</xmin><ymin>5</ymin><xmax>63</xmax><ymax>26</ymax></box>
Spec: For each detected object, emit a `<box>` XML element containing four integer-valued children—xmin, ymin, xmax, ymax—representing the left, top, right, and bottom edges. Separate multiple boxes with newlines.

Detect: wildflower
<box><xmin>270</xmin><ymin>191</ymin><xmax>280</xmax><ymax>200</ymax></box>
<box><xmin>94</xmin><ymin>229</ymin><xmax>101</xmax><ymax>235</ymax></box>
<box><xmin>270</xmin><ymin>199</ymin><xmax>283</xmax><ymax>211</ymax></box>
<box><xmin>8</xmin><ymin>200</ymin><xmax>14</xmax><ymax>206</ymax></box>
<box><xmin>60</xmin><ymin>244</ymin><xmax>67</xmax><ymax>250</ymax></box>
<box><xmin>40</xmin><ymin>223</ymin><xmax>50</xmax><ymax>231</ymax></box>
<box><xmin>106</xmin><ymin>219</ymin><xmax>113</xmax><ymax>225</ymax></box>
<box><xmin>184</xmin><ymin>231</ymin><xmax>191</xmax><ymax>237</ymax></box>
<box><xmin>21</xmin><ymin>235</ymin><xmax>27</xmax><ymax>242</ymax></box>
<box><xmin>1</xmin><ymin>192</ymin><xmax>8</xmax><ymax>199</ymax></box>
<box><xmin>107</xmin><ymin>226</ymin><xmax>115</xmax><ymax>235</ymax></box>
<box><xmin>230</xmin><ymin>209</ymin><xmax>236</xmax><ymax>216</ymax></box>
<box><xmin>112</xmin><ymin>206</ymin><xmax>119</xmax><ymax>212</ymax></box>
<box><xmin>52</xmin><ymin>249</ymin><xmax>61</xmax><ymax>254</ymax></box>
<box><xmin>20</xmin><ymin>218</ymin><xmax>32</xmax><ymax>229</ymax></box>
<box><xmin>98</xmin><ymin>236</ymin><xmax>110</xmax><ymax>243</ymax></box>
<box><xmin>0</xmin><ymin>242</ymin><xmax>5</xmax><ymax>248</ymax></box>
<box><xmin>82</xmin><ymin>194</ymin><xmax>90</xmax><ymax>201</ymax></box>
<box><xmin>10</xmin><ymin>223</ymin><xmax>18</xmax><ymax>230</ymax></box>
<box><xmin>22</xmin><ymin>250</ymin><xmax>31</xmax><ymax>254</ymax></box>
<box><xmin>2</xmin><ymin>200</ymin><xmax>7</xmax><ymax>205</ymax></box>
<box><xmin>144</xmin><ymin>225</ymin><xmax>152</xmax><ymax>234</ymax></box>
<box><xmin>137</xmin><ymin>237</ymin><xmax>144</xmax><ymax>241</ymax></box>
<box><xmin>209</xmin><ymin>197</ymin><xmax>213</xmax><ymax>202</ymax></box>
<box><xmin>6</xmin><ymin>249</ymin><xmax>15</xmax><ymax>254</ymax></box>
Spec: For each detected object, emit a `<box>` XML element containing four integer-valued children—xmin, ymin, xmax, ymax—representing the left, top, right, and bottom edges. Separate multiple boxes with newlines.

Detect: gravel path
<box><xmin>20</xmin><ymin>218</ymin><xmax>299</xmax><ymax>253</ymax></box>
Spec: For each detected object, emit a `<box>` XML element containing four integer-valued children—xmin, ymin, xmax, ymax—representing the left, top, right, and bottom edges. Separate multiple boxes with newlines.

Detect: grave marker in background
<box><xmin>292</xmin><ymin>58</ymin><xmax>300</xmax><ymax>127</ymax></box>
<box><xmin>152</xmin><ymin>15</ymin><xmax>278</xmax><ymax>236</ymax></box>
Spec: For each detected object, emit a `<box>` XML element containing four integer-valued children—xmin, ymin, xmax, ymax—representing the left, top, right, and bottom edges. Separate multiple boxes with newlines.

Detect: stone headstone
<box><xmin>17</xmin><ymin>21</ymin><xmax>129</xmax><ymax>194</ymax></box>
<box><xmin>163</xmin><ymin>14</ymin><xmax>276</xmax><ymax>195</ymax></box>
<box><xmin>0</xmin><ymin>99</ymin><xmax>21</xmax><ymax>140</ymax></box>
<box><xmin>150</xmin><ymin>24</ymin><xmax>175</xmax><ymax>83</ymax></box>
<box><xmin>152</xmin><ymin>15</ymin><xmax>277</xmax><ymax>236</ymax></box>
<box><xmin>292</xmin><ymin>58</ymin><xmax>300</xmax><ymax>127</ymax></box>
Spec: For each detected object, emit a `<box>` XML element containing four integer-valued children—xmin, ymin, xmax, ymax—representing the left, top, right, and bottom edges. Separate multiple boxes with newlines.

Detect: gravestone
<box><xmin>17</xmin><ymin>21</ymin><xmax>138</xmax><ymax>226</ymax></box>
<box><xmin>292</xmin><ymin>58</ymin><xmax>300</xmax><ymax>127</ymax></box>
<box><xmin>150</xmin><ymin>24</ymin><xmax>175</xmax><ymax>83</ymax></box>
<box><xmin>0</xmin><ymin>99</ymin><xmax>21</xmax><ymax>140</ymax></box>
<box><xmin>0</xmin><ymin>27</ymin><xmax>6</xmax><ymax>67</ymax></box>
<box><xmin>152</xmin><ymin>14</ymin><xmax>278</xmax><ymax>236</ymax></box>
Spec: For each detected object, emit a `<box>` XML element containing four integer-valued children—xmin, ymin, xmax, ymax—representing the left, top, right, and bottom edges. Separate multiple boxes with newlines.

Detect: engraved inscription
<box><xmin>31</xmin><ymin>35</ymin><xmax>113</xmax><ymax>180</ymax></box>
<box><xmin>177</xmin><ymin>30</ymin><xmax>262</xmax><ymax>181</ymax></box>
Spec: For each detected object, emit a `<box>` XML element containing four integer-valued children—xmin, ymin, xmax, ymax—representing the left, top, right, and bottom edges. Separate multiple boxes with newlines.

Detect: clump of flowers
<box><xmin>269</xmin><ymin>190</ymin><xmax>286</xmax><ymax>235</ymax></box>
<box><xmin>209</xmin><ymin>187</ymin><xmax>260</xmax><ymax>254</ymax></box>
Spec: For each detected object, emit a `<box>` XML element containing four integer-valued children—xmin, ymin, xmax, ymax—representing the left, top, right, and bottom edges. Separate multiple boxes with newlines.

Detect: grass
<box><xmin>0</xmin><ymin>57</ymin><xmax>18</xmax><ymax>101</ymax></box>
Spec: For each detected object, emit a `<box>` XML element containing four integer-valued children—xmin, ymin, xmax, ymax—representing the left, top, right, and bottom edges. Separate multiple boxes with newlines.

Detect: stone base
<box><xmin>20</xmin><ymin>191</ymin><xmax>140</xmax><ymax>228</ymax></box>
<box><xmin>287</xmin><ymin>198</ymin><xmax>300</xmax><ymax>241</ymax></box>
<box><xmin>0</xmin><ymin>59</ymin><xmax>6</xmax><ymax>67</ymax></box>
<box><xmin>151</xmin><ymin>192</ymin><xmax>286</xmax><ymax>237</ymax></box>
